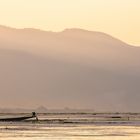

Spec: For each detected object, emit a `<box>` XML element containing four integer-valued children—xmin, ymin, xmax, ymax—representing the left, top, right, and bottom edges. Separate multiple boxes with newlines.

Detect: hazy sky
<box><xmin>0</xmin><ymin>0</ymin><xmax>139</xmax><ymax>46</ymax></box>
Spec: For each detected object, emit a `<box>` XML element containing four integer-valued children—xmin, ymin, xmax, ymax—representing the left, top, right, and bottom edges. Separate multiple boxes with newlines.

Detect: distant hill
<box><xmin>0</xmin><ymin>25</ymin><xmax>140</xmax><ymax>112</ymax></box>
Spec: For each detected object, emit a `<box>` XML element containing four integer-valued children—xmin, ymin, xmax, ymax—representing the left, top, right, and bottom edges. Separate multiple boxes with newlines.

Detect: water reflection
<box><xmin>1</xmin><ymin>112</ymin><xmax>140</xmax><ymax>140</ymax></box>
<box><xmin>0</xmin><ymin>124</ymin><xmax>140</xmax><ymax>140</ymax></box>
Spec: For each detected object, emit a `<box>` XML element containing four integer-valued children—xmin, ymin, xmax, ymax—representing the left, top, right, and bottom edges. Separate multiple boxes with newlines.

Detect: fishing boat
<box><xmin>0</xmin><ymin>112</ymin><xmax>38</xmax><ymax>121</ymax></box>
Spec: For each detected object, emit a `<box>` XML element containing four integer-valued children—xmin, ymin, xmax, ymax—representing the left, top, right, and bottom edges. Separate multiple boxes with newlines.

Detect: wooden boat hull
<box><xmin>0</xmin><ymin>112</ymin><xmax>38</xmax><ymax>121</ymax></box>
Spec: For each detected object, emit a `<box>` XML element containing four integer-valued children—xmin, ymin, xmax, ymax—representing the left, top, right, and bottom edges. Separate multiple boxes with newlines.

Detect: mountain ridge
<box><xmin>0</xmin><ymin>25</ymin><xmax>139</xmax><ymax>47</ymax></box>
<box><xmin>0</xmin><ymin>25</ymin><xmax>140</xmax><ymax>112</ymax></box>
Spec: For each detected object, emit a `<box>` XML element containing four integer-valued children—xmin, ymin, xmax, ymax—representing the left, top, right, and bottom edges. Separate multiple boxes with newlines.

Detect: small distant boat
<box><xmin>0</xmin><ymin>112</ymin><xmax>38</xmax><ymax>121</ymax></box>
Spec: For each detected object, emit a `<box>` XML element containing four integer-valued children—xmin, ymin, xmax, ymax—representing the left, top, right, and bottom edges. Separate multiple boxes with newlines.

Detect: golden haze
<box><xmin>0</xmin><ymin>0</ymin><xmax>139</xmax><ymax>46</ymax></box>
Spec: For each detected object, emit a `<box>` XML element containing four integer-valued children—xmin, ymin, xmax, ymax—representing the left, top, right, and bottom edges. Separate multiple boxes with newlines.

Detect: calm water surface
<box><xmin>0</xmin><ymin>113</ymin><xmax>140</xmax><ymax>140</ymax></box>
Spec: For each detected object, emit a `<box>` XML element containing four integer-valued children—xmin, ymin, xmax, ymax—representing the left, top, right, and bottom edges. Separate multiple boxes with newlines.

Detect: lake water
<box><xmin>0</xmin><ymin>113</ymin><xmax>140</xmax><ymax>140</ymax></box>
